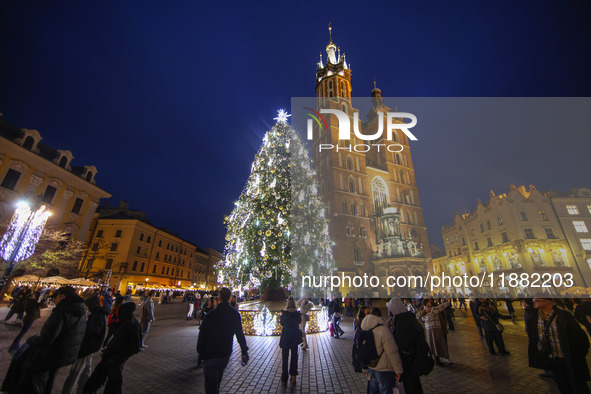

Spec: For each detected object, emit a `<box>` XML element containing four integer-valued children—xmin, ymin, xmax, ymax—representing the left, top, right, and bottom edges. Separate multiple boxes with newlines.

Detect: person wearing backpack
<box><xmin>389</xmin><ymin>298</ymin><xmax>431</xmax><ymax>394</ymax></box>
<box><xmin>61</xmin><ymin>294</ymin><xmax>109</xmax><ymax>394</ymax></box>
<box><xmin>360</xmin><ymin>308</ymin><xmax>404</xmax><ymax>393</ymax></box>
<box><xmin>82</xmin><ymin>302</ymin><xmax>142</xmax><ymax>394</ymax></box>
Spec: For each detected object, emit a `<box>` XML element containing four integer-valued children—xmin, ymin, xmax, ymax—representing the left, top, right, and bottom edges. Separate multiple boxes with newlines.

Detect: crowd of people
<box><xmin>2</xmin><ymin>284</ymin><xmax>591</xmax><ymax>394</ymax></box>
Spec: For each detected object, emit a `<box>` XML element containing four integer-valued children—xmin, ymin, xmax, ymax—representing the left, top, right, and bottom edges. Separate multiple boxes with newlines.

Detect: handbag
<box><xmin>495</xmin><ymin>323</ymin><xmax>504</xmax><ymax>332</ymax></box>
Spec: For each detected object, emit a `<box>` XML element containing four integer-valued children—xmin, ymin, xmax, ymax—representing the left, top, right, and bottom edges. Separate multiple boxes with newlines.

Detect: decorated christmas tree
<box><xmin>218</xmin><ymin>110</ymin><xmax>335</xmax><ymax>296</ymax></box>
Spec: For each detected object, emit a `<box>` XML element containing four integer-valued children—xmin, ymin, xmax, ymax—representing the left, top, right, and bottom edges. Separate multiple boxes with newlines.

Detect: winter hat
<box><xmin>286</xmin><ymin>296</ymin><xmax>296</xmax><ymax>311</ymax></box>
<box><xmin>54</xmin><ymin>286</ymin><xmax>77</xmax><ymax>297</ymax></box>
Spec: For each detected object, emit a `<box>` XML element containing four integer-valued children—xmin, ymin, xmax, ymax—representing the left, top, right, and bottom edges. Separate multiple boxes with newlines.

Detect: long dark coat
<box><xmin>279</xmin><ymin>310</ymin><xmax>302</xmax><ymax>349</ymax></box>
<box><xmin>527</xmin><ymin>306</ymin><xmax>590</xmax><ymax>387</ymax></box>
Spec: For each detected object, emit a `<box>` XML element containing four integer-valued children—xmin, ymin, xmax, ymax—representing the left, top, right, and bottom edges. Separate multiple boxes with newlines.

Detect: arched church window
<box><xmin>372</xmin><ymin>177</ymin><xmax>388</xmax><ymax>216</ymax></box>
<box><xmin>346</xmin><ymin>156</ymin><xmax>353</xmax><ymax>171</ymax></box>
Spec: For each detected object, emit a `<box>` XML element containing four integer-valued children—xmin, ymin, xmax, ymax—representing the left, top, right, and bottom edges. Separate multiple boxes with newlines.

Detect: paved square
<box><xmin>1</xmin><ymin>301</ymin><xmax>589</xmax><ymax>393</ymax></box>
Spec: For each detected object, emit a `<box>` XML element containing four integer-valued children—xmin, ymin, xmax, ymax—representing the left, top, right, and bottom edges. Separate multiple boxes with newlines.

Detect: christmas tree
<box><xmin>218</xmin><ymin>110</ymin><xmax>335</xmax><ymax>295</ymax></box>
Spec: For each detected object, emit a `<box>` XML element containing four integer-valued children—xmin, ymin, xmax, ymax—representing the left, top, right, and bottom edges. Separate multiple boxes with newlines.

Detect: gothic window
<box><xmin>342</xmin><ymin>199</ymin><xmax>347</xmax><ymax>214</ymax></box>
<box><xmin>346</xmin><ymin>156</ymin><xmax>353</xmax><ymax>171</ymax></box>
<box><xmin>341</xmin><ymin>81</ymin><xmax>346</xmax><ymax>96</ymax></box>
<box><xmin>399</xmin><ymin>171</ymin><xmax>405</xmax><ymax>184</ymax></box>
<box><xmin>348</xmin><ymin>177</ymin><xmax>356</xmax><ymax>193</ymax></box>
<box><xmin>372</xmin><ymin>177</ymin><xmax>388</xmax><ymax>216</ymax></box>
<box><xmin>351</xmin><ymin>203</ymin><xmax>357</xmax><ymax>215</ymax></box>
<box><xmin>354</xmin><ymin>246</ymin><xmax>362</xmax><ymax>264</ymax></box>
<box><xmin>358</xmin><ymin>178</ymin><xmax>363</xmax><ymax>194</ymax></box>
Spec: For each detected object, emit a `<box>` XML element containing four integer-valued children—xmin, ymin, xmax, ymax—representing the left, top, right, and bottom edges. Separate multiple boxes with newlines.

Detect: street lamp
<box><xmin>0</xmin><ymin>196</ymin><xmax>52</xmax><ymax>291</ymax></box>
<box><xmin>145</xmin><ymin>277</ymin><xmax>149</xmax><ymax>287</ymax></box>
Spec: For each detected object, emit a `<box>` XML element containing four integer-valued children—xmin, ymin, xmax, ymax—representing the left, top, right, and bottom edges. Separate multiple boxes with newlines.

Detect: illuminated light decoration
<box><xmin>253</xmin><ymin>306</ymin><xmax>277</xmax><ymax>336</ymax></box>
<box><xmin>249</xmin><ymin>274</ymin><xmax>260</xmax><ymax>287</ymax></box>
<box><xmin>273</xmin><ymin>109</ymin><xmax>291</xmax><ymax>124</ymax></box>
<box><xmin>0</xmin><ymin>203</ymin><xmax>51</xmax><ymax>262</ymax></box>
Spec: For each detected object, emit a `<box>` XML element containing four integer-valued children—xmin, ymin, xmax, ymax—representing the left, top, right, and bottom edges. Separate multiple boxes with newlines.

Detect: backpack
<box><xmin>355</xmin><ymin>325</ymin><xmax>383</xmax><ymax>368</ymax></box>
<box><xmin>127</xmin><ymin>321</ymin><xmax>143</xmax><ymax>356</ymax></box>
<box><xmin>410</xmin><ymin>333</ymin><xmax>434</xmax><ymax>376</ymax></box>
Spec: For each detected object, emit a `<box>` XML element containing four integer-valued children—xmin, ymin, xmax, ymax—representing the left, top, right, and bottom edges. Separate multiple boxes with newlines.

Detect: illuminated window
<box><xmin>587</xmin><ymin>205</ymin><xmax>591</xmax><ymax>215</ymax></box>
<box><xmin>573</xmin><ymin>221</ymin><xmax>588</xmax><ymax>233</ymax></box>
<box><xmin>567</xmin><ymin>205</ymin><xmax>579</xmax><ymax>215</ymax></box>
<box><xmin>538</xmin><ymin>210</ymin><xmax>548</xmax><ymax>221</ymax></box>
<box><xmin>581</xmin><ymin>239</ymin><xmax>591</xmax><ymax>251</ymax></box>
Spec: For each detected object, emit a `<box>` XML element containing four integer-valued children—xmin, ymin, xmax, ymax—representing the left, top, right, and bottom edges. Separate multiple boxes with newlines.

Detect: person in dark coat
<box><xmin>61</xmin><ymin>294</ymin><xmax>109</xmax><ymax>394</ymax></box>
<box><xmin>197</xmin><ymin>287</ymin><xmax>249</xmax><ymax>394</ymax></box>
<box><xmin>18</xmin><ymin>286</ymin><xmax>86</xmax><ymax>394</ymax></box>
<box><xmin>279</xmin><ymin>296</ymin><xmax>302</xmax><ymax>386</ymax></box>
<box><xmin>103</xmin><ymin>295</ymin><xmax>124</xmax><ymax>348</ymax></box>
<box><xmin>3</xmin><ymin>288</ymin><xmax>29</xmax><ymax>323</ymax></box>
<box><xmin>9</xmin><ymin>290</ymin><xmax>41</xmax><ymax>351</ymax></box>
<box><xmin>528</xmin><ymin>295</ymin><xmax>590</xmax><ymax>394</ymax></box>
<box><xmin>328</xmin><ymin>297</ymin><xmax>344</xmax><ymax>338</ymax></box>
<box><xmin>574</xmin><ymin>298</ymin><xmax>591</xmax><ymax>337</ymax></box>
<box><xmin>478</xmin><ymin>298</ymin><xmax>511</xmax><ymax>355</ymax></box>
<box><xmin>389</xmin><ymin>298</ymin><xmax>424</xmax><ymax>394</ymax></box>
<box><xmin>82</xmin><ymin>302</ymin><xmax>142</xmax><ymax>394</ymax></box>
<box><xmin>469</xmin><ymin>297</ymin><xmax>484</xmax><ymax>337</ymax></box>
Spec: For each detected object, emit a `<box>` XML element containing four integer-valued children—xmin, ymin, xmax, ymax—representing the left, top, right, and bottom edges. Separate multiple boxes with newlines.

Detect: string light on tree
<box><xmin>218</xmin><ymin>110</ymin><xmax>335</xmax><ymax>294</ymax></box>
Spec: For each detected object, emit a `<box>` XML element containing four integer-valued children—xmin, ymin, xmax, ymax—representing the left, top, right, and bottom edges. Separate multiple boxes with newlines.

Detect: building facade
<box><xmin>441</xmin><ymin>185</ymin><xmax>582</xmax><ymax>296</ymax></box>
<box><xmin>548</xmin><ymin>187</ymin><xmax>591</xmax><ymax>288</ymax></box>
<box><xmin>0</xmin><ymin>117</ymin><xmax>111</xmax><ymax>242</ymax></box>
<box><xmin>79</xmin><ymin>203</ymin><xmax>220</xmax><ymax>292</ymax></box>
<box><xmin>311</xmin><ymin>32</ymin><xmax>431</xmax><ymax>296</ymax></box>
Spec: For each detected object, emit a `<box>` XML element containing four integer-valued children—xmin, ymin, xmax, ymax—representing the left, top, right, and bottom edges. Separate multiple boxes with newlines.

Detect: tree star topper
<box><xmin>274</xmin><ymin>109</ymin><xmax>291</xmax><ymax>124</ymax></box>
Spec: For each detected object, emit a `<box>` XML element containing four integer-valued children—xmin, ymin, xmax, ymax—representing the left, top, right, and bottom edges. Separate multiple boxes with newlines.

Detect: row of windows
<box><xmin>342</xmin><ymin>200</ymin><xmax>365</xmax><ymax>216</ymax></box>
<box><xmin>1</xmin><ymin>169</ymin><xmax>86</xmax><ymax>213</ymax></box>
<box><xmin>346</xmin><ymin>226</ymin><xmax>367</xmax><ymax>237</ymax></box>
<box><xmin>470</xmin><ymin>228</ymin><xmax>557</xmax><ymax>251</ymax></box>
<box><xmin>96</xmin><ymin>229</ymin><xmax>195</xmax><ymax>259</ymax></box>
<box><xmin>566</xmin><ymin>205</ymin><xmax>591</xmax><ymax>215</ymax></box>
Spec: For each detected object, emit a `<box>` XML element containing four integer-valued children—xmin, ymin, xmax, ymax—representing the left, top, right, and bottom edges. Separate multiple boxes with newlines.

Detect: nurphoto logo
<box><xmin>305</xmin><ymin>107</ymin><xmax>418</xmax><ymax>152</ymax></box>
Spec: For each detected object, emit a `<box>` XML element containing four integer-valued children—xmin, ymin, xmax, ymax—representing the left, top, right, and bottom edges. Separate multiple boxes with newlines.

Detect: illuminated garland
<box><xmin>0</xmin><ymin>203</ymin><xmax>51</xmax><ymax>262</ymax></box>
<box><xmin>218</xmin><ymin>111</ymin><xmax>335</xmax><ymax>292</ymax></box>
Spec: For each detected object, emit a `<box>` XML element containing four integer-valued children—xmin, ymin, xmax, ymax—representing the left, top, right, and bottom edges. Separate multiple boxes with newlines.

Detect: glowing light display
<box><xmin>253</xmin><ymin>306</ymin><xmax>277</xmax><ymax>336</ymax></box>
<box><xmin>0</xmin><ymin>203</ymin><xmax>51</xmax><ymax>262</ymax></box>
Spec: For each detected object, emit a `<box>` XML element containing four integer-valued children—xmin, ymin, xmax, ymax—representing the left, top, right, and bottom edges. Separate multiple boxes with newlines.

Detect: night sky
<box><xmin>1</xmin><ymin>1</ymin><xmax>590</xmax><ymax>252</ymax></box>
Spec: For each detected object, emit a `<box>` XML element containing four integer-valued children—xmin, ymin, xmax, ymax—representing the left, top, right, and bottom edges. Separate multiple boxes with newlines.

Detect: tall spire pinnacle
<box><xmin>328</xmin><ymin>22</ymin><xmax>333</xmax><ymax>43</ymax></box>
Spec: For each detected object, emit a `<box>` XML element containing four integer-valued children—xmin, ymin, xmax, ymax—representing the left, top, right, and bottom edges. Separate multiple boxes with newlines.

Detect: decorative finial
<box><xmin>373</xmin><ymin>77</ymin><xmax>377</xmax><ymax>89</ymax></box>
<box><xmin>274</xmin><ymin>109</ymin><xmax>291</xmax><ymax>124</ymax></box>
<box><xmin>328</xmin><ymin>22</ymin><xmax>332</xmax><ymax>42</ymax></box>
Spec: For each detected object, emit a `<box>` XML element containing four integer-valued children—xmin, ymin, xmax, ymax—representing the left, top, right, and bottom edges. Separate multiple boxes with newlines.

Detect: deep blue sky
<box><xmin>1</xmin><ymin>1</ymin><xmax>590</xmax><ymax>252</ymax></box>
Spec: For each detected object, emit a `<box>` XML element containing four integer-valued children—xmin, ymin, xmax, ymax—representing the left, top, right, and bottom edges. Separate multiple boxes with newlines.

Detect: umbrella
<box><xmin>43</xmin><ymin>276</ymin><xmax>72</xmax><ymax>285</ymax></box>
<box><xmin>68</xmin><ymin>278</ymin><xmax>99</xmax><ymax>286</ymax></box>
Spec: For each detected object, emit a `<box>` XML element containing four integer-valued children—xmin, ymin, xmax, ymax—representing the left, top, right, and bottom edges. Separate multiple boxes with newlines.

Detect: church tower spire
<box><xmin>315</xmin><ymin>24</ymin><xmax>351</xmax><ymax>98</ymax></box>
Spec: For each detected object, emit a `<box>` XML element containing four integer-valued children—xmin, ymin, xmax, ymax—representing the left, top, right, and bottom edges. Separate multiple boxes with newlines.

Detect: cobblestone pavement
<box><xmin>1</xmin><ymin>301</ymin><xmax>589</xmax><ymax>393</ymax></box>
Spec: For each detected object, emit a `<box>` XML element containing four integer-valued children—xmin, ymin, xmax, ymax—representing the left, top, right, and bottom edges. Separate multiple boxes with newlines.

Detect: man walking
<box><xmin>527</xmin><ymin>294</ymin><xmax>590</xmax><ymax>393</ymax></box>
<box><xmin>197</xmin><ymin>287</ymin><xmax>249</xmax><ymax>394</ymax></box>
<box><xmin>18</xmin><ymin>286</ymin><xmax>87</xmax><ymax>393</ymax></box>
<box><xmin>140</xmin><ymin>290</ymin><xmax>156</xmax><ymax>348</ymax></box>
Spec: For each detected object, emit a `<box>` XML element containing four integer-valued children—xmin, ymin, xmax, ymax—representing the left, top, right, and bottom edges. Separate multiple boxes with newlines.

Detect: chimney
<box><xmin>119</xmin><ymin>200</ymin><xmax>129</xmax><ymax>210</ymax></box>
